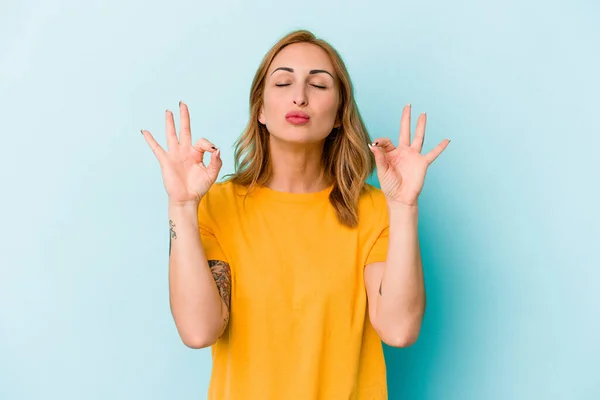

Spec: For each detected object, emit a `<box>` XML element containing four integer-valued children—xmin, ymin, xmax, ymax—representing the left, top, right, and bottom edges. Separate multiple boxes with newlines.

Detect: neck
<box><xmin>265</xmin><ymin>138</ymin><xmax>331</xmax><ymax>193</ymax></box>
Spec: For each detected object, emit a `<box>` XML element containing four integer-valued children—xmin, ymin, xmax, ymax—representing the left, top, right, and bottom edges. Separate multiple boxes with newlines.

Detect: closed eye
<box><xmin>275</xmin><ymin>83</ymin><xmax>327</xmax><ymax>89</ymax></box>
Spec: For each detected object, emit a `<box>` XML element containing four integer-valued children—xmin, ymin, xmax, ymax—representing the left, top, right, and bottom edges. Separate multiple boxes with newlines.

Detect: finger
<box><xmin>399</xmin><ymin>103</ymin><xmax>411</xmax><ymax>147</ymax></box>
<box><xmin>165</xmin><ymin>109</ymin><xmax>178</xmax><ymax>152</ymax></box>
<box><xmin>411</xmin><ymin>113</ymin><xmax>427</xmax><ymax>152</ymax></box>
<box><xmin>206</xmin><ymin>148</ymin><xmax>223</xmax><ymax>179</ymax></box>
<box><xmin>191</xmin><ymin>137</ymin><xmax>218</xmax><ymax>164</ymax></box>
<box><xmin>179</xmin><ymin>101</ymin><xmax>192</xmax><ymax>148</ymax></box>
<box><xmin>424</xmin><ymin>139</ymin><xmax>450</xmax><ymax>164</ymax></box>
<box><xmin>368</xmin><ymin>143</ymin><xmax>390</xmax><ymax>174</ymax></box>
<box><xmin>371</xmin><ymin>137</ymin><xmax>396</xmax><ymax>153</ymax></box>
<box><xmin>141</xmin><ymin>129</ymin><xmax>167</xmax><ymax>163</ymax></box>
<box><xmin>192</xmin><ymin>137</ymin><xmax>218</xmax><ymax>153</ymax></box>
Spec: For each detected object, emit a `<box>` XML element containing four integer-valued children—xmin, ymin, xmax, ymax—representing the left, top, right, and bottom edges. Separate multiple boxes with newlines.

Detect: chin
<box><xmin>269</xmin><ymin>127</ymin><xmax>329</xmax><ymax>145</ymax></box>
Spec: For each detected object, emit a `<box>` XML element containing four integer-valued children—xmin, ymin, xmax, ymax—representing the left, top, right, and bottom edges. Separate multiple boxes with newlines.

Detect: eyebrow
<box><xmin>270</xmin><ymin>67</ymin><xmax>334</xmax><ymax>79</ymax></box>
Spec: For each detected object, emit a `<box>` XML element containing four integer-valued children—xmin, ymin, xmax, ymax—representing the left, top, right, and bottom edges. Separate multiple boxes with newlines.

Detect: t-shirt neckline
<box><xmin>255</xmin><ymin>184</ymin><xmax>334</xmax><ymax>203</ymax></box>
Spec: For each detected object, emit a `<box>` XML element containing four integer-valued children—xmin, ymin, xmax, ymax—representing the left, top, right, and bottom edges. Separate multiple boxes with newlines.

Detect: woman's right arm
<box><xmin>141</xmin><ymin>101</ymin><xmax>227</xmax><ymax>349</ymax></box>
<box><xmin>168</xmin><ymin>200</ymin><xmax>231</xmax><ymax>349</ymax></box>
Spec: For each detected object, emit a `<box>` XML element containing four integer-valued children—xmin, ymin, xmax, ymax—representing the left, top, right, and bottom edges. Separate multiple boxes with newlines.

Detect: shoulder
<box><xmin>198</xmin><ymin>180</ymin><xmax>245</xmax><ymax>220</ymax></box>
<box><xmin>201</xmin><ymin>180</ymin><xmax>244</xmax><ymax>206</ymax></box>
<box><xmin>358</xmin><ymin>183</ymin><xmax>387</xmax><ymax>210</ymax></box>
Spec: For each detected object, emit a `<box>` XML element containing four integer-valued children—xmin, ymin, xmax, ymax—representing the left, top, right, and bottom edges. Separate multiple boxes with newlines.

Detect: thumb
<box><xmin>369</xmin><ymin>143</ymin><xmax>389</xmax><ymax>175</ymax></box>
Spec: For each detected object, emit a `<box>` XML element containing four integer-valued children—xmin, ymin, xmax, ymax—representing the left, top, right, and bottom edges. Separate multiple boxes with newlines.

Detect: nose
<box><xmin>293</xmin><ymin>86</ymin><xmax>308</xmax><ymax>107</ymax></box>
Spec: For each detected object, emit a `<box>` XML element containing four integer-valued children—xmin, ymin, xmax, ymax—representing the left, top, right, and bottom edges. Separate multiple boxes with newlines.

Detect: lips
<box><xmin>285</xmin><ymin>110</ymin><xmax>310</xmax><ymax>125</ymax></box>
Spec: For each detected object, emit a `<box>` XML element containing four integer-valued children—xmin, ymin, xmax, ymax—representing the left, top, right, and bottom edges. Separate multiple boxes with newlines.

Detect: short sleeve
<box><xmin>364</xmin><ymin>187</ymin><xmax>389</xmax><ymax>265</ymax></box>
<box><xmin>197</xmin><ymin>194</ymin><xmax>228</xmax><ymax>263</ymax></box>
<box><xmin>365</xmin><ymin>225</ymin><xmax>389</xmax><ymax>265</ymax></box>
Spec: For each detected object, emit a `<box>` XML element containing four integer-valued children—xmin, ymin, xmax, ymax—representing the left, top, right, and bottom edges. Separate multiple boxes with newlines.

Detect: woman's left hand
<box><xmin>370</xmin><ymin>104</ymin><xmax>450</xmax><ymax>208</ymax></box>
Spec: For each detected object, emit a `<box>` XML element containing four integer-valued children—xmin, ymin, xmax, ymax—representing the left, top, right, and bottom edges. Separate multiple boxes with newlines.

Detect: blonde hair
<box><xmin>226</xmin><ymin>29</ymin><xmax>375</xmax><ymax>228</ymax></box>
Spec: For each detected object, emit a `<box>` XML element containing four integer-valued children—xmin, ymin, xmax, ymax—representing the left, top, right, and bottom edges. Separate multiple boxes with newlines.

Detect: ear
<box><xmin>258</xmin><ymin>106</ymin><xmax>266</xmax><ymax>125</ymax></box>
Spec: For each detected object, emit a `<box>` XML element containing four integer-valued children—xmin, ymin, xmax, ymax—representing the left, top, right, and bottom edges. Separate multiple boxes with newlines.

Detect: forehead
<box><xmin>268</xmin><ymin>42</ymin><xmax>335</xmax><ymax>74</ymax></box>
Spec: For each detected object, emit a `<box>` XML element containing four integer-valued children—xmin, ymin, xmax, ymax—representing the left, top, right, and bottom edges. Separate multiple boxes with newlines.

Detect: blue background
<box><xmin>1</xmin><ymin>0</ymin><xmax>598</xmax><ymax>399</ymax></box>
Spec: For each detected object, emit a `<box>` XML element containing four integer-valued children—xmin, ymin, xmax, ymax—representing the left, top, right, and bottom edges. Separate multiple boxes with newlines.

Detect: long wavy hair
<box><xmin>226</xmin><ymin>29</ymin><xmax>375</xmax><ymax>228</ymax></box>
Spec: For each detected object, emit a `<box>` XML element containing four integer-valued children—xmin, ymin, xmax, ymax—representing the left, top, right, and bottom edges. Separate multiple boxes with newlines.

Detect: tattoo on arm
<box><xmin>167</xmin><ymin>219</ymin><xmax>229</xmax><ymax>334</ymax></box>
<box><xmin>208</xmin><ymin>260</ymin><xmax>232</xmax><ymax>334</ymax></box>
<box><xmin>169</xmin><ymin>220</ymin><xmax>177</xmax><ymax>256</ymax></box>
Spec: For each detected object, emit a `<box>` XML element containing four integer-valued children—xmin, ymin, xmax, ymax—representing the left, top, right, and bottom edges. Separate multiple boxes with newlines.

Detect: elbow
<box><xmin>180</xmin><ymin>332</ymin><xmax>218</xmax><ymax>349</ymax></box>
<box><xmin>171</xmin><ymin>306</ymin><xmax>227</xmax><ymax>349</ymax></box>
<box><xmin>376</xmin><ymin>302</ymin><xmax>425</xmax><ymax>348</ymax></box>
<box><xmin>176</xmin><ymin>319</ymin><xmax>223</xmax><ymax>349</ymax></box>
<box><xmin>376</xmin><ymin>315</ymin><xmax>423</xmax><ymax>348</ymax></box>
<box><xmin>382</xmin><ymin>329</ymin><xmax>420</xmax><ymax>348</ymax></box>
<box><xmin>183</xmin><ymin>338</ymin><xmax>215</xmax><ymax>349</ymax></box>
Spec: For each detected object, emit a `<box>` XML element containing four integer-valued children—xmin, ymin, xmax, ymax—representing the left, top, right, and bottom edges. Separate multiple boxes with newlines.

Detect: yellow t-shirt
<box><xmin>197</xmin><ymin>180</ymin><xmax>390</xmax><ymax>399</ymax></box>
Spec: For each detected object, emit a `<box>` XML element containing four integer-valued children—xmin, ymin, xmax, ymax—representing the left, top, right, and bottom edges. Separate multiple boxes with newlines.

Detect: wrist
<box><xmin>387</xmin><ymin>200</ymin><xmax>418</xmax><ymax>212</ymax></box>
<box><xmin>168</xmin><ymin>198</ymin><xmax>201</xmax><ymax>209</ymax></box>
<box><xmin>387</xmin><ymin>201</ymin><xmax>419</xmax><ymax>221</ymax></box>
<box><xmin>168</xmin><ymin>199</ymin><xmax>201</xmax><ymax>219</ymax></box>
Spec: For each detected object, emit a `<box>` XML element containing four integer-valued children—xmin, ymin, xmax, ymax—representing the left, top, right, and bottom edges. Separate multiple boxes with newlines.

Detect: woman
<box><xmin>142</xmin><ymin>29</ymin><xmax>449</xmax><ymax>400</ymax></box>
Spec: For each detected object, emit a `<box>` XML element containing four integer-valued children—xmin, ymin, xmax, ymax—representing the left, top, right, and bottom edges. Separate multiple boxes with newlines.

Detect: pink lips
<box><xmin>285</xmin><ymin>110</ymin><xmax>310</xmax><ymax>125</ymax></box>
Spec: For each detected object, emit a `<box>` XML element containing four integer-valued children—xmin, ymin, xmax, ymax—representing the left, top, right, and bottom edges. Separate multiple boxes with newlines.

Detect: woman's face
<box><xmin>259</xmin><ymin>42</ymin><xmax>340</xmax><ymax>144</ymax></box>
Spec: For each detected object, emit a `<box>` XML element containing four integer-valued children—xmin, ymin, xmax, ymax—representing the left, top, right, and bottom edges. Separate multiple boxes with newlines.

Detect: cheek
<box><xmin>262</xmin><ymin>91</ymin><xmax>284</xmax><ymax>120</ymax></box>
<box><xmin>318</xmin><ymin>96</ymin><xmax>340</xmax><ymax>123</ymax></box>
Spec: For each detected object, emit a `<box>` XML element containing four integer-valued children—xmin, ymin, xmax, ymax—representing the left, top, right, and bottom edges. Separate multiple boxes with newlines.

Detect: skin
<box><xmin>259</xmin><ymin>42</ymin><xmax>340</xmax><ymax>193</ymax></box>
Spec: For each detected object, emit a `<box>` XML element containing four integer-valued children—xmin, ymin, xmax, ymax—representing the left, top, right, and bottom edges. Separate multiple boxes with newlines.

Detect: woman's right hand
<box><xmin>141</xmin><ymin>101</ymin><xmax>222</xmax><ymax>205</ymax></box>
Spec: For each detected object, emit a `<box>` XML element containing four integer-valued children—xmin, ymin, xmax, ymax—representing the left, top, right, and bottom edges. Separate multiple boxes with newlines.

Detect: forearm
<box><xmin>377</xmin><ymin>204</ymin><xmax>425</xmax><ymax>345</ymax></box>
<box><xmin>168</xmin><ymin>201</ymin><xmax>224</xmax><ymax>348</ymax></box>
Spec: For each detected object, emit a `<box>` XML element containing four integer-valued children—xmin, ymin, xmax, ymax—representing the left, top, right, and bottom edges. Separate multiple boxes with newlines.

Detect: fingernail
<box><xmin>215</xmin><ymin>149</ymin><xmax>221</xmax><ymax>157</ymax></box>
<box><xmin>179</xmin><ymin>101</ymin><xmax>182</xmax><ymax>106</ymax></box>
<box><xmin>374</xmin><ymin>141</ymin><xmax>379</xmax><ymax>146</ymax></box>
<box><xmin>140</xmin><ymin>129</ymin><xmax>144</xmax><ymax>135</ymax></box>
<box><xmin>211</xmin><ymin>146</ymin><xmax>218</xmax><ymax>150</ymax></box>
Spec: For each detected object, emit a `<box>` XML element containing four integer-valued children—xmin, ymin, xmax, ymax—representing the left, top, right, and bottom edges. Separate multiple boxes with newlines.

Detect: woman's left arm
<box><xmin>365</xmin><ymin>204</ymin><xmax>424</xmax><ymax>348</ymax></box>
<box><xmin>365</xmin><ymin>103</ymin><xmax>450</xmax><ymax>347</ymax></box>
